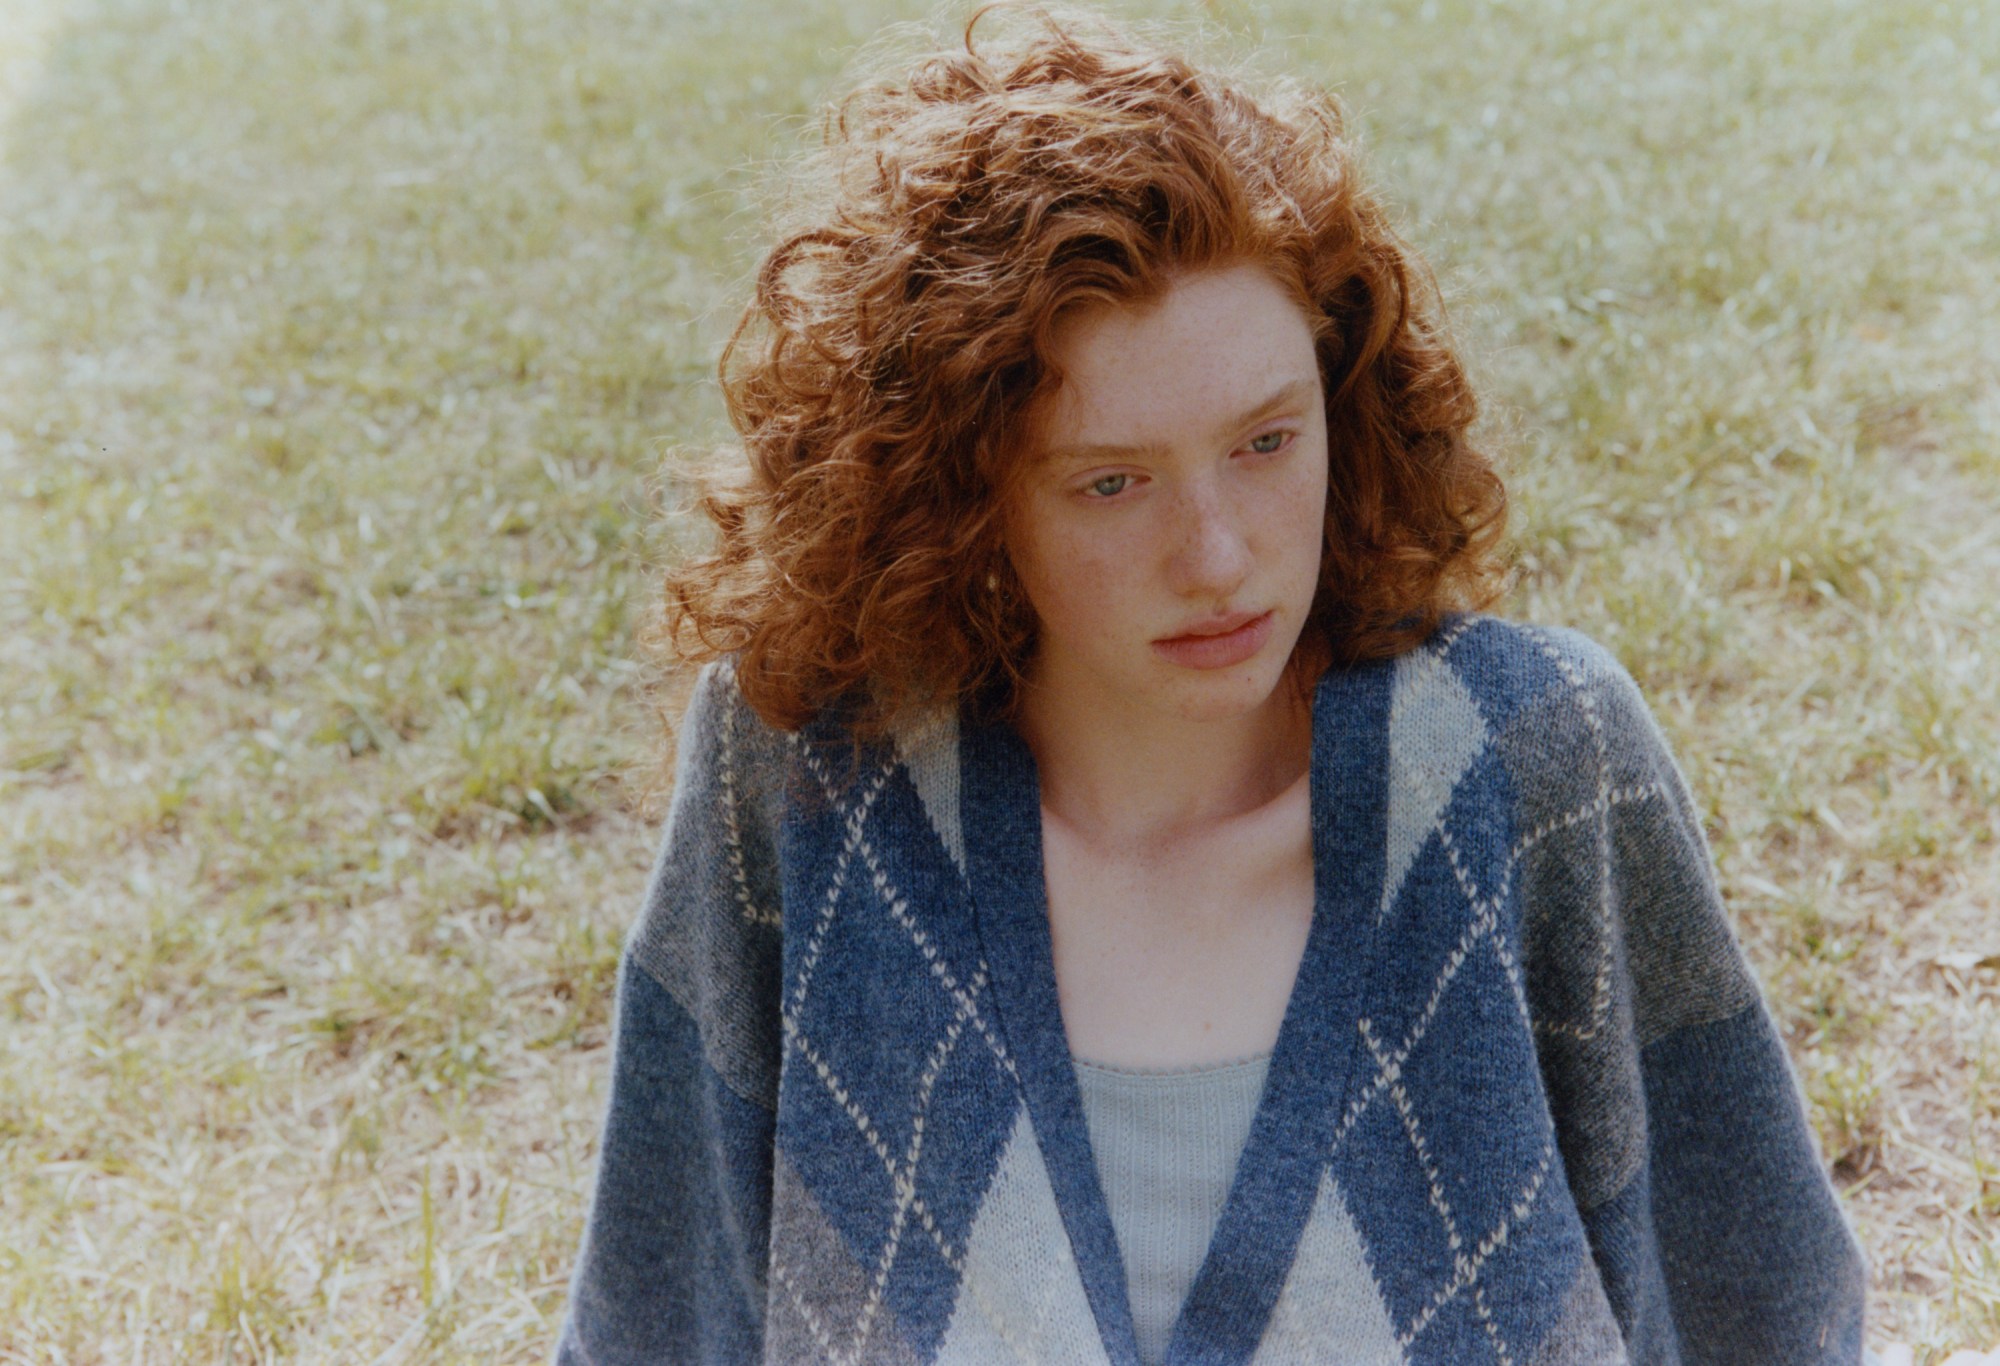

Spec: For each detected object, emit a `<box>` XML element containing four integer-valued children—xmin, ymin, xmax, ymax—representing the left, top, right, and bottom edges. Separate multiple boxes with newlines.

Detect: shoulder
<box><xmin>1309</xmin><ymin>611</ymin><xmax>1677</xmax><ymax>824</ymax></box>
<box><xmin>1436</xmin><ymin>621</ymin><xmax>1756</xmax><ymax>1051</ymax></box>
<box><xmin>614</xmin><ymin>658</ymin><xmax>793</xmax><ymax>1112</ymax></box>
<box><xmin>631</xmin><ymin>658</ymin><xmax>792</xmax><ymax>967</ymax></box>
<box><xmin>1353</xmin><ymin>613</ymin><xmax>1702</xmax><ymax>897</ymax></box>
<box><xmin>1410</xmin><ymin>612</ymin><xmax>1676</xmax><ymax>793</ymax></box>
<box><xmin>1420</xmin><ymin>611</ymin><xmax>1643</xmax><ymax>718</ymax></box>
<box><xmin>668</xmin><ymin>658</ymin><xmax>796</xmax><ymax>823</ymax></box>
<box><xmin>679</xmin><ymin>656</ymin><xmax>791</xmax><ymax>768</ymax></box>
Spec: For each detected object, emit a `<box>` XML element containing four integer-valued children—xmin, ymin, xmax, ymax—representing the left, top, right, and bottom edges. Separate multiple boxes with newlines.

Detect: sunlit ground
<box><xmin>1</xmin><ymin>0</ymin><xmax>1996</xmax><ymax>1358</ymax></box>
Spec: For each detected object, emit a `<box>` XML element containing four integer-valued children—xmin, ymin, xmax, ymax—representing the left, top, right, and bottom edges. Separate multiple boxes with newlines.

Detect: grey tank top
<box><xmin>1072</xmin><ymin>1050</ymin><xmax>1274</xmax><ymax>1366</ymax></box>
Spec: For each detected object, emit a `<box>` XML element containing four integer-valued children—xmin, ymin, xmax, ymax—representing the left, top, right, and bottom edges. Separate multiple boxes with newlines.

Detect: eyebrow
<box><xmin>1039</xmin><ymin>376</ymin><xmax>1320</xmax><ymax>467</ymax></box>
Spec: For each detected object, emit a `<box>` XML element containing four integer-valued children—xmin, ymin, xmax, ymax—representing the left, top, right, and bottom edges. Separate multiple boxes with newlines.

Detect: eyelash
<box><xmin>1077</xmin><ymin>429</ymin><xmax>1295</xmax><ymax>499</ymax></box>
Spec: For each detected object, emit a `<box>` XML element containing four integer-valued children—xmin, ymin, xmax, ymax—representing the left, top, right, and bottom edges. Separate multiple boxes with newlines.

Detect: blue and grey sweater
<box><xmin>557</xmin><ymin>613</ymin><xmax>1867</xmax><ymax>1364</ymax></box>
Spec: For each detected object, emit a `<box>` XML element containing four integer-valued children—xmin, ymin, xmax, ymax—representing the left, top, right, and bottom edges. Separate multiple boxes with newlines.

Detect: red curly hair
<box><xmin>661</xmin><ymin>6</ymin><xmax>1508</xmax><ymax>736</ymax></box>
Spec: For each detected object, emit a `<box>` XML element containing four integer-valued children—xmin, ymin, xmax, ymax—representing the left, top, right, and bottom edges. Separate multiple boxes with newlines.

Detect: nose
<box><xmin>1165</xmin><ymin>475</ymin><xmax>1253</xmax><ymax>600</ymax></box>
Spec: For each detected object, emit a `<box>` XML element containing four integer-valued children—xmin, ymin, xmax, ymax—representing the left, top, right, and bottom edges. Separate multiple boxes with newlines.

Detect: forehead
<box><xmin>1034</xmin><ymin>262</ymin><xmax>1321</xmax><ymax>452</ymax></box>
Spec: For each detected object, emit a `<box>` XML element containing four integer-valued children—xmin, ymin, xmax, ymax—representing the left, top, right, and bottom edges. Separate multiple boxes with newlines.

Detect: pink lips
<box><xmin>1151</xmin><ymin>610</ymin><xmax>1275</xmax><ymax>670</ymax></box>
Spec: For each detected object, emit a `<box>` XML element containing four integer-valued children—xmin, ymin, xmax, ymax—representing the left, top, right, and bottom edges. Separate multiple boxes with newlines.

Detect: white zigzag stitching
<box><xmin>777</xmin><ymin>1017</ymin><xmax>968</xmax><ymax>1275</ymax></box>
<box><xmin>790</xmin><ymin>732</ymin><xmax>1019</xmax><ymax>1083</ymax></box>
<box><xmin>1333</xmin><ymin>628</ymin><xmax>1670</xmax><ymax>1145</ymax></box>
<box><xmin>1361</xmin><ymin>1019</ymin><xmax>1465</xmax><ymax>1256</ymax></box>
<box><xmin>773</xmin><ymin>1015</ymin><xmax>1061</xmax><ymax>1366</ymax></box>
<box><xmin>719</xmin><ymin>680</ymin><xmax>784</xmax><ymax>927</ymax></box>
<box><xmin>1360</xmin><ymin>1016</ymin><xmax>1521</xmax><ymax>1366</ymax></box>
<box><xmin>1397</xmin><ymin>628</ymin><xmax>1673</xmax><ymax>1048</ymax></box>
<box><xmin>844</xmin><ymin>968</ymin><xmax>981</xmax><ymax>1364</ymax></box>
<box><xmin>857</xmin><ymin>836</ymin><xmax>1019</xmax><ymax>1084</ymax></box>
<box><xmin>1408</xmin><ymin>613</ymin><xmax>1481</xmax><ymax>688</ymax></box>
<box><xmin>782</xmin><ymin>763</ymin><xmax>892</xmax><ymax>1021</ymax></box>
<box><xmin>1434</xmin><ymin>825</ymin><xmax>1537</xmax><ymax>1036</ymax></box>
<box><xmin>1518</xmin><ymin>627</ymin><xmax>1671</xmax><ymax>1043</ymax></box>
<box><xmin>1334</xmin><ymin>902</ymin><xmax>1497</xmax><ymax>1151</ymax></box>
<box><xmin>1378</xmin><ymin>615</ymin><xmax>1483</xmax><ymax>924</ymax></box>
<box><xmin>1397</xmin><ymin>1141</ymin><xmax>1554</xmax><ymax>1350</ymax></box>
<box><xmin>1320</xmin><ymin>626</ymin><xmax>1623</xmax><ymax>1361</ymax></box>
<box><xmin>770</xmin><ymin>1253</ymin><xmax>847</xmax><ymax>1361</ymax></box>
<box><xmin>1473</xmin><ymin>1284</ymin><xmax>1516</xmax><ymax>1366</ymax></box>
<box><xmin>775</xmin><ymin>728</ymin><xmax>1065</xmax><ymax>1361</ymax></box>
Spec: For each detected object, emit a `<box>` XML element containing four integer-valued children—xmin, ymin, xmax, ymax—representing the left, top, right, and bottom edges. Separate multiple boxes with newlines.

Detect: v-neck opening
<box><xmin>959</xmin><ymin>660</ymin><xmax>1396</xmax><ymax>1366</ymax></box>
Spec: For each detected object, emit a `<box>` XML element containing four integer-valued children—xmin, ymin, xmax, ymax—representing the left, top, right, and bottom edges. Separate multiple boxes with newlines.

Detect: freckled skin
<box><xmin>1008</xmin><ymin>262</ymin><xmax>1329</xmax><ymax>733</ymax></box>
<box><xmin>1006</xmin><ymin>262</ymin><xmax>1329</xmax><ymax>1068</ymax></box>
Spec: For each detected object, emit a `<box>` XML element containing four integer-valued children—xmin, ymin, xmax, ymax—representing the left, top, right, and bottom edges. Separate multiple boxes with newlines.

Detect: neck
<box><xmin>1015</xmin><ymin>662</ymin><xmax>1314</xmax><ymax>851</ymax></box>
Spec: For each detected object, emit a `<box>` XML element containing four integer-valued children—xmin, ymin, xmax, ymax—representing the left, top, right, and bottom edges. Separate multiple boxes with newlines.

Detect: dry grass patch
<box><xmin>1</xmin><ymin>0</ymin><xmax>1995</xmax><ymax>1358</ymax></box>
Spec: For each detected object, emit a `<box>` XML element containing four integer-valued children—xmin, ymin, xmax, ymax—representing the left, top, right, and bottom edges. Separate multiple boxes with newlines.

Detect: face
<box><xmin>1006</xmin><ymin>260</ymin><xmax>1329</xmax><ymax>726</ymax></box>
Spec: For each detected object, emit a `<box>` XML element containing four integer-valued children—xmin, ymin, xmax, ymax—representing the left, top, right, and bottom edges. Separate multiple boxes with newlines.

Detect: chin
<box><xmin>1156</xmin><ymin>661</ymin><xmax>1292</xmax><ymax>724</ymax></box>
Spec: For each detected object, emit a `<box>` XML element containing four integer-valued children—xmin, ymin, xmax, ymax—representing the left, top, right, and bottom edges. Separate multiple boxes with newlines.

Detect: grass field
<box><xmin>1</xmin><ymin>0</ymin><xmax>1996</xmax><ymax>1358</ymax></box>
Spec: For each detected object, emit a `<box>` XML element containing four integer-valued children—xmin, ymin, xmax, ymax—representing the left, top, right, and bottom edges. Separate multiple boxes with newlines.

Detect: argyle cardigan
<box><xmin>556</xmin><ymin>613</ymin><xmax>1867</xmax><ymax>1365</ymax></box>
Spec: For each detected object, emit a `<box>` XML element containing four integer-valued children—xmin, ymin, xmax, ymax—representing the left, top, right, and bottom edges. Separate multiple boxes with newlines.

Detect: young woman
<box><xmin>557</xmin><ymin>11</ymin><xmax>1867</xmax><ymax>1364</ymax></box>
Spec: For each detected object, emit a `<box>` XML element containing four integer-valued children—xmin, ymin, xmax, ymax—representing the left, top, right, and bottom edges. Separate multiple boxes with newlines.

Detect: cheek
<box><xmin>1259</xmin><ymin>451</ymin><xmax>1331</xmax><ymax>572</ymax></box>
<box><xmin>1012</xmin><ymin>518</ymin><xmax>1142</xmax><ymax>638</ymax></box>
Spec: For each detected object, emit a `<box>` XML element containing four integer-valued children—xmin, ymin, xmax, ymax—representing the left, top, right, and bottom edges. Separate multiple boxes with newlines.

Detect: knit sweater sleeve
<box><xmin>1507</xmin><ymin>627</ymin><xmax>1867</xmax><ymax>1365</ymax></box>
<box><xmin>556</xmin><ymin>661</ymin><xmax>787</xmax><ymax>1365</ymax></box>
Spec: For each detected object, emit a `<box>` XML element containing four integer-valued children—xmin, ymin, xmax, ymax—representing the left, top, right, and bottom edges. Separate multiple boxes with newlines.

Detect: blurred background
<box><xmin>1</xmin><ymin>0</ymin><xmax>1995</xmax><ymax>1358</ymax></box>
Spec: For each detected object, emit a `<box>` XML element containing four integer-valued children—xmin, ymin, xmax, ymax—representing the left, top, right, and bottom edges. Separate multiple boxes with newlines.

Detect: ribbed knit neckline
<box><xmin>1071</xmin><ymin>1049</ymin><xmax>1274</xmax><ymax>1079</ymax></box>
<box><xmin>961</xmin><ymin>654</ymin><xmax>1396</xmax><ymax>1366</ymax></box>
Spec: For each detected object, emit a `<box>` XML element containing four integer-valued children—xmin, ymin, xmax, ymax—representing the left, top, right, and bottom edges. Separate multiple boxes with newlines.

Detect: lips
<box><xmin>1151</xmin><ymin>609</ymin><xmax>1276</xmax><ymax>670</ymax></box>
<box><xmin>1160</xmin><ymin>609</ymin><xmax>1265</xmax><ymax>641</ymax></box>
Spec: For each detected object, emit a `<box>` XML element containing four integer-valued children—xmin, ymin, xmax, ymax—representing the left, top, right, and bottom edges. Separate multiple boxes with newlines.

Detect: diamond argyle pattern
<box><xmin>558</xmin><ymin>614</ymin><xmax>1869</xmax><ymax>1366</ymax></box>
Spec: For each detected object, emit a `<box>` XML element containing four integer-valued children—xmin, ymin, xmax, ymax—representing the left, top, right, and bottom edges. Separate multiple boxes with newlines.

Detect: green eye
<box><xmin>1087</xmin><ymin>473</ymin><xmax>1130</xmax><ymax>497</ymax></box>
<box><xmin>1247</xmin><ymin>431</ymin><xmax>1288</xmax><ymax>454</ymax></box>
